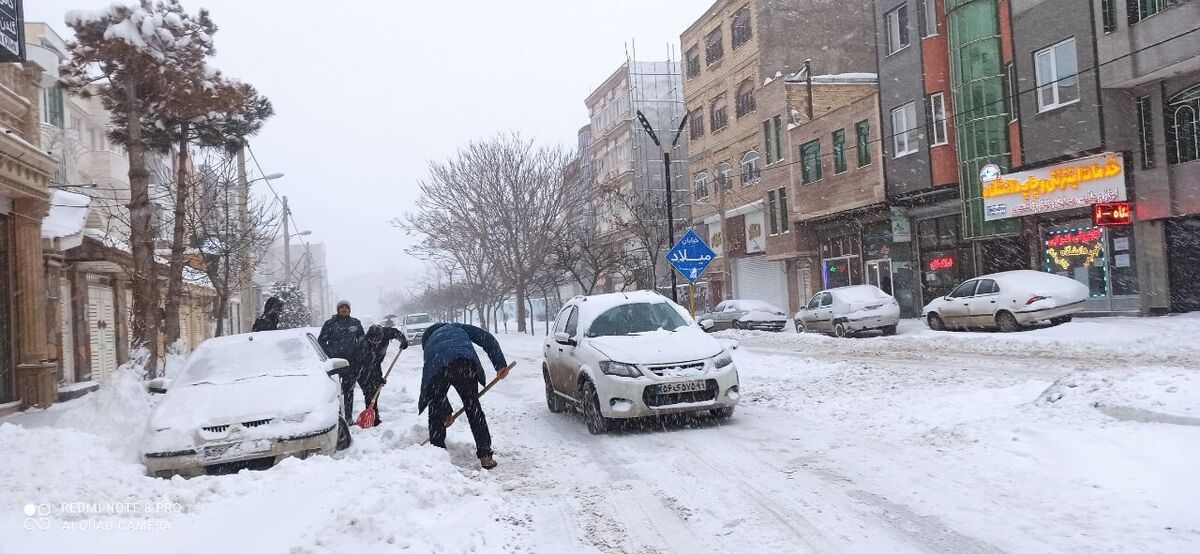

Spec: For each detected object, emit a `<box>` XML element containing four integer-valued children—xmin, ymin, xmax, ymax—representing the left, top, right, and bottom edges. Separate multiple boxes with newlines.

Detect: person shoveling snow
<box><xmin>418</xmin><ymin>323</ymin><xmax>510</xmax><ymax>470</ymax></box>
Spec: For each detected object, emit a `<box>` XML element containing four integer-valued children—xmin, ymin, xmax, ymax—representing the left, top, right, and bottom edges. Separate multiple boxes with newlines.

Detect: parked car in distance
<box><xmin>794</xmin><ymin>285</ymin><xmax>900</xmax><ymax>337</ymax></box>
<box><xmin>543</xmin><ymin>291</ymin><xmax>740</xmax><ymax>434</ymax></box>
<box><xmin>696</xmin><ymin>299</ymin><xmax>789</xmax><ymax>332</ymax></box>
<box><xmin>922</xmin><ymin>270</ymin><xmax>1089</xmax><ymax>332</ymax></box>
<box><xmin>402</xmin><ymin>312</ymin><xmax>436</xmax><ymax>344</ymax></box>
<box><xmin>141</xmin><ymin>329</ymin><xmax>351</xmax><ymax>478</ymax></box>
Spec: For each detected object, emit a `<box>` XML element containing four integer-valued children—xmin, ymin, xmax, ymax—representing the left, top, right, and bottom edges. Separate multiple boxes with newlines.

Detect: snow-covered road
<box><xmin>2</xmin><ymin>316</ymin><xmax>1199</xmax><ymax>553</ymax></box>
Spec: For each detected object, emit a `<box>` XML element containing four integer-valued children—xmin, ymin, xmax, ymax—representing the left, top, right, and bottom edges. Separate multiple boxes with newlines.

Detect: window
<box><xmin>735</xmin><ymin>80</ymin><xmax>756</xmax><ymax>118</ymax></box>
<box><xmin>928</xmin><ymin>92</ymin><xmax>948</xmax><ymax>146</ymax></box>
<box><xmin>1101</xmin><ymin>0</ymin><xmax>1116</xmax><ymax>33</ymax></box>
<box><xmin>689</xmin><ymin>108</ymin><xmax>705</xmax><ymax>140</ymax></box>
<box><xmin>694</xmin><ymin>172</ymin><xmax>710</xmax><ymax>200</ymax></box>
<box><xmin>891</xmin><ymin>102</ymin><xmax>919</xmax><ymax>157</ymax></box>
<box><xmin>800</xmin><ymin>139</ymin><xmax>822</xmax><ymax>183</ymax></box>
<box><xmin>767</xmin><ymin>190</ymin><xmax>779</xmax><ymax>235</ymax></box>
<box><xmin>922</xmin><ymin>0</ymin><xmax>938</xmax><ymax>38</ymax></box>
<box><xmin>1129</xmin><ymin>0</ymin><xmax>1185</xmax><ymax>25</ymax></box>
<box><xmin>1035</xmin><ymin>38</ymin><xmax>1080</xmax><ymax>112</ymax></box>
<box><xmin>778</xmin><ymin>186</ymin><xmax>789</xmax><ymax>232</ymax></box>
<box><xmin>711</xmin><ymin>97</ymin><xmax>729</xmax><ymax>132</ymax></box>
<box><xmin>732</xmin><ymin>8</ymin><xmax>752</xmax><ymax>48</ymax></box>
<box><xmin>1167</xmin><ymin>84</ymin><xmax>1200</xmax><ymax>165</ymax></box>
<box><xmin>820</xmin><ymin>292</ymin><xmax>833</xmax><ymax>307</ymax></box>
<box><xmin>686</xmin><ymin>47</ymin><xmax>701</xmax><ymax>78</ymax></box>
<box><xmin>717</xmin><ymin>162</ymin><xmax>734</xmax><ymax>191</ymax></box>
<box><xmin>762</xmin><ymin>120</ymin><xmax>775</xmax><ymax>164</ymax></box>
<box><xmin>705</xmin><ymin>29</ymin><xmax>724</xmax><ymax>64</ymax></box>
<box><xmin>833</xmin><ymin>129</ymin><xmax>847</xmax><ymax>173</ymax></box>
<box><xmin>807</xmin><ymin>295</ymin><xmax>821</xmax><ymax>309</ymax></box>
<box><xmin>740</xmin><ymin>150</ymin><xmax>761</xmax><ymax>184</ymax></box>
<box><xmin>1004</xmin><ymin>62</ymin><xmax>1019</xmax><ymax>122</ymax></box>
<box><xmin>773</xmin><ymin>116</ymin><xmax>784</xmax><ymax>161</ymax></box>
<box><xmin>42</xmin><ymin>86</ymin><xmax>65</xmax><ymax>128</ymax></box>
<box><xmin>1136</xmin><ymin>96</ymin><xmax>1155</xmax><ymax>169</ymax></box>
<box><xmin>885</xmin><ymin>5</ymin><xmax>909</xmax><ymax>55</ymax></box>
<box><xmin>975</xmin><ymin>279</ymin><xmax>999</xmax><ymax>295</ymax></box>
<box><xmin>947</xmin><ymin>280</ymin><xmax>979</xmax><ymax>298</ymax></box>
<box><xmin>855</xmin><ymin>119</ymin><xmax>871</xmax><ymax>167</ymax></box>
<box><xmin>564</xmin><ymin>307</ymin><xmax>579</xmax><ymax>337</ymax></box>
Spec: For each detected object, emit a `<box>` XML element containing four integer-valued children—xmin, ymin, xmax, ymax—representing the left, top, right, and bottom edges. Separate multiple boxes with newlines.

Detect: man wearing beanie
<box><xmin>318</xmin><ymin>300</ymin><xmax>365</xmax><ymax>422</ymax></box>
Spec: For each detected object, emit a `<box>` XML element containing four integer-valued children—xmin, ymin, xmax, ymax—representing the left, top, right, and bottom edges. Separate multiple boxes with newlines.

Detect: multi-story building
<box><xmin>584</xmin><ymin>60</ymin><xmax>687</xmax><ymax>293</ymax></box>
<box><xmin>777</xmin><ymin>74</ymin><xmax>893</xmax><ymax>312</ymax></box>
<box><xmin>682</xmin><ymin>0</ymin><xmax>876</xmax><ymax>312</ymax></box>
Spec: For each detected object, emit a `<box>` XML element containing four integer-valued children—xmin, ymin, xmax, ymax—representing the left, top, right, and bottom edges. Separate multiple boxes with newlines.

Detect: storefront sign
<box><xmin>928</xmin><ymin>257</ymin><xmax>954</xmax><ymax>271</ymax></box>
<box><xmin>982</xmin><ymin>153</ymin><xmax>1126</xmax><ymax>221</ymax></box>
<box><xmin>1045</xmin><ymin>227</ymin><xmax>1104</xmax><ymax>271</ymax></box>
<box><xmin>0</xmin><ymin>0</ymin><xmax>23</xmax><ymax>63</ymax></box>
<box><xmin>890</xmin><ymin>209</ymin><xmax>911</xmax><ymax>242</ymax></box>
<box><xmin>1093</xmin><ymin>201</ymin><xmax>1132</xmax><ymax>226</ymax></box>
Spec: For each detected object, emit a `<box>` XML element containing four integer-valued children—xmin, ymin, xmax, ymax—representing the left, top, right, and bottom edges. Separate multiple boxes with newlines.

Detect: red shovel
<box><xmin>355</xmin><ymin>347</ymin><xmax>405</xmax><ymax>429</ymax></box>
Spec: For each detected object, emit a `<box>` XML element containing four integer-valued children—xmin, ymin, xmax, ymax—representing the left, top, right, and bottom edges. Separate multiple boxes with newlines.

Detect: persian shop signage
<box><xmin>0</xmin><ymin>0</ymin><xmax>23</xmax><ymax>63</ymax></box>
<box><xmin>982</xmin><ymin>153</ymin><xmax>1126</xmax><ymax>221</ymax></box>
<box><xmin>928</xmin><ymin>256</ymin><xmax>954</xmax><ymax>271</ymax></box>
<box><xmin>1045</xmin><ymin>227</ymin><xmax>1104</xmax><ymax>270</ymax></box>
<box><xmin>1094</xmin><ymin>201</ymin><xmax>1132</xmax><ymax>226</ymax></box>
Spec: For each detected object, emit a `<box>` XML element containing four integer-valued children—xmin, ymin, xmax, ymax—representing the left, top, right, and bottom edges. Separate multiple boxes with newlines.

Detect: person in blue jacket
<box><xmin>419</xmin><ymin>322</ymin><xmax>509</xmax><ymax>469</ymax></box>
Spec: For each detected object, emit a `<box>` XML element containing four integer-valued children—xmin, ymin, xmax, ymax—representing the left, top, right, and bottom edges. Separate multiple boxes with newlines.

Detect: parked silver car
<box><xmin>922</xmin><ymin>270</ymin><xmax>1088</xmax><ymax>332</ymax></box>
<box><xmin>697</xmin><ymin>299</ymin><xmax>789</xmax><ymax>332</ymax></box>
<box><xmin>794</xmin><ymin>285</ymin><xmax>900</xmax><ymax>337</ymax></box>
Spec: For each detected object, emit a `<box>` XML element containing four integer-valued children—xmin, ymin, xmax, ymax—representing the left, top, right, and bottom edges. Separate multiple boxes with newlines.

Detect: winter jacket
<box><xmin>318</xmin><ymin>314</ymin><xmax>365</xmax><ymax>362</ymax></box>
<box><xmin>252</xmin><ymin>297</ymin><xmax>282</xmax><ymax>332</ymax></box>
<box><xmin>353</xmin><ymin>326</ymin><xmax>407</xmax><ymax>384</ymax></box>
<box><xmin>418</xmin><ymin>323</ymin><xmax>507</xmax><ymax>413</ymax></box>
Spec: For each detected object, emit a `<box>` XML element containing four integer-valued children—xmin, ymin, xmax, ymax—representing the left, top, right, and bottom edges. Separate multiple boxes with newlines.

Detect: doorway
<box><xmin>865</xmin><ymin>259</ymin><xmax>893</xmax><ymax>295</ymax></box>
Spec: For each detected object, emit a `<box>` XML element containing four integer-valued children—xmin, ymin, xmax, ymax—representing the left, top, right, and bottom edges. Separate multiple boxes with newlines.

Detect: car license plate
<box><xmin>202</xmin><ymin>440</ymin><xmax>270</xmax><ymax>460</ymax></box>
<box><xmin>658</xmin><ymin>380</ymin><xmax>707</xmax><ymax>394</ymax></box>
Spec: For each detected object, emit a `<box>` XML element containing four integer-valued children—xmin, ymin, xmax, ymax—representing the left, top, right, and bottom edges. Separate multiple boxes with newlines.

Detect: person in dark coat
<box><xmin>419</xmin><ymin>322</ymin><xmax>509</xmax><ymax>469</ymax></box>
<box><xmin>252</xmin><ymin>296</ymin><xmax>283</xmax><ymax>332</ymax></box>
<box><xmin>318</xmin><ymin>300</ymin><xmax>365</xmax><ymax>421</ymax></box>
<box><xmin>352</xmin><ymin>324</ymin><xmax>408</xmax><ymax>425</ymax></box>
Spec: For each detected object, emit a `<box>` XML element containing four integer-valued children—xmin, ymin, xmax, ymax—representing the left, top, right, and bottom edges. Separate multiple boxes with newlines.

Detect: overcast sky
<box><xmin>27</xmin><ymin>0</ymin><xmax>713</xmax><ymax>316</ymax></box>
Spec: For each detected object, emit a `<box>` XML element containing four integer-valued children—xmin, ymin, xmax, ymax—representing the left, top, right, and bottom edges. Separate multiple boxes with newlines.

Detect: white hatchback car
<box><xmin>542</xmin><ymin>291</ymin><xmax>741</xmax><ymax>434</ymax></box>
<box><xmin>794</xmin><ymin>285</ymin><xmax>901</xmax><ymax>337</ymax></box>
<box><xmin>142</xmin><ymin>329</ymin><xmax>351</xmax><ymax>478</ymax></box>
<box><xmin>922</xmin><ymin>270</ymin><xmax>1089</xmax><ymax>332</ymax></box>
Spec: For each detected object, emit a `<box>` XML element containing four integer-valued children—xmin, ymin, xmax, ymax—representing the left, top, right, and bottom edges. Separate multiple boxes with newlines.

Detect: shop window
<box><xmin>833</xmin><ymin>129</ymin><xmax>847</xmax><ymax>173</ymax></box>
<box><xmin>1167</xmin><ymin>84</ymin><xmax>1200</xmax><ymax>165</ymax></box>
<box><xmin>1034</xmin><ymin>38</ymin><xmax>1080</xmax><ymax>112</ymax></box>
<box><xmin>1044</xmin><ymin>225</ymin><xmax>1108</xmax><ymax>298</ymax></box>
<box><xmin>1108</xmin><ymin>226</ymin><xmax>1139</xmax><ymax>296</ymax></box>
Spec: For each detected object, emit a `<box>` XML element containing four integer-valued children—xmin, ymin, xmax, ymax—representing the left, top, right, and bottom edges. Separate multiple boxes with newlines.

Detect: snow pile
<box><xmin>51</xmin><ymin>349</ymin><xmax>156</xmax><ymax>463</ymax></box>
<box><xmin>1038</xmin><ymin>367</ymin><xmax>1200</xmax><ymax>424</ymax></box>
<box><xmin>41</xmin><ymin>190</ymin><xmax>91</xmax><ymax>240</ymax></box>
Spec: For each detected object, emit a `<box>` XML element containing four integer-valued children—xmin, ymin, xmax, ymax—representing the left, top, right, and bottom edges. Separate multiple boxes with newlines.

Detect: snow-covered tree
<box><xmin>269</xmin><ymin>282</ymin><xmax>312</xmax><ymax>330</ymax></box>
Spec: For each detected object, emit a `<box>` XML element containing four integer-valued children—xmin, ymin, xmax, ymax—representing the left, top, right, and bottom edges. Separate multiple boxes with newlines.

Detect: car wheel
<box><xmin>336</xmin><ymin>416</ymin><xmax>352</xmax><ymax>451</ymax></box>
<box><xmin>581</xmin><ymin>380</ymin><xmax>610</xmax><ymax>435</ymax></box>
<box><xmin>928</xmin><ymin>313</ymin><xmax>946</xmax><ymax>331</ymax></box>
<box><xmin>996</xmin><ymin>311</ymin><xmax>1022</xmax><ymax>332</ymax></box>
<box><xmin>732</xmin><ymin>320</ymin><xmax>742</xmax><ymax>330</ymax></box>
<box><xmin>833</xmin><ymin>322</ymin><xmax>850</xmax><ymax>338</ymax></box>
<box><xmin>880</xmin><ymin>324</ymin><xmax>897</xmax><ymax>336</ymax></box>
<box><xmin>711</xmin><ymin>406</ymin><xmax>735</xmax><ymax>419</ymax></box>
<box><xmin>794</xmin><ymin>320</ymin><xmax>805</xmax><ymax>333</ymax></box>
<box><xmin>1049</xmin><ymin>315</ymin><xmax>1072</xmax><ymax>326</ymax></box>
<box><xmin>544</xmin><ymin>366</ymin><xmax>566</xmax><ymax>414</ymax></box>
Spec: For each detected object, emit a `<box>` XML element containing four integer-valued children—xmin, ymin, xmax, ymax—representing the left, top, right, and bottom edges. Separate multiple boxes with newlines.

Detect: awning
<box><xmin>41</xmin><ymin>190</ymin><xmax>91</xmax><ymax>250</ymax></box>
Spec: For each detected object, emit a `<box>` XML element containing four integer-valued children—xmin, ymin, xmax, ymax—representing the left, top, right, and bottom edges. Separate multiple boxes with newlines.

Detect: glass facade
<box><xmin>1044</xmin><ymin>221</ymin><xmax>1139</xmax><ymax>301</ymax></box>
<box><xmin>945</xmin><ymin>0</ymin><xmax>1019</xmax><ymax>238</ymax></box>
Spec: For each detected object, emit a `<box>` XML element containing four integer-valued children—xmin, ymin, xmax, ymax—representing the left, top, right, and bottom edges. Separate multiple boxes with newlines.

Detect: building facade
<box><xmin>682</xmin><ymin>0</ymin><xmax>877</xmax><ymax>313</ymax></box>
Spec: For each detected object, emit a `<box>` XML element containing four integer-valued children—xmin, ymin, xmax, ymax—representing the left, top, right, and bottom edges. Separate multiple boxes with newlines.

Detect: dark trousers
<box><xmin>340</xmin><ymin>372</ymin><xmax>357</xmax><ymax>422</ymax></box>
<box><xmin>358</xmin><ymin>370</ymin><xmax>384</xmax><ymax>425</ymax></box>
<box><xmin>427</xmin><ymin>359</ymin><xmax>492</xmax><ymax>458</ymax></box>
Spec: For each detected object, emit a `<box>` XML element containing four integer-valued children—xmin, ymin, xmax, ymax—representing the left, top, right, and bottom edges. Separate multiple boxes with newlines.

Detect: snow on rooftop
<box><xmin>41</xmin><ymin>190</ymin><xmax>91</xmax><ymax>240</ymax></box>
<box><xmin>787</xmin><ymin>71</ymin><xmax>878</xmax><ymax>84</ymax></box>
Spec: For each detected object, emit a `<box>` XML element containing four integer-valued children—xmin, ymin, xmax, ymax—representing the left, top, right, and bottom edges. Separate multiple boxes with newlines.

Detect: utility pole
<box><xmin>717</xmin><ymin>173</ymin><xmax>734</xmax><ymax>300</ymax></box>
<box><xmin>282</xmin><ymin>195</ymin><xmax>291</xmax><ymax>285</ymax></box>
<box><xmin>636</xmin><ymin>110</ymin><xmax>688</xmax><ymax>302</ymax></box>
<box><xmin>236</xmin><ymin>144</ymin><xmax>252</xmax><ymax>332</ymax></box>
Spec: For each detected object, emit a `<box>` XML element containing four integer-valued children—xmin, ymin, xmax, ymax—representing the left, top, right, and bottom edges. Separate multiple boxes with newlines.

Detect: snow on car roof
<box><xmin>175</xmin><ymin>328</ymin><xmax>326</xmax><ymax>386</ymax></box>
<box><xmin>727</xmin><ymin>299</ymin><xmax>784</xmax><ymax>312</ymax></box>
<box><xmin>829</xmin><ymin>285</ymin><xmax>891</xmax><ymax>301</ymax></box>
<box><xmin>984</xmin><ymin>270</ymin><xmax>1088</xmax><ymax>294</ymax></box>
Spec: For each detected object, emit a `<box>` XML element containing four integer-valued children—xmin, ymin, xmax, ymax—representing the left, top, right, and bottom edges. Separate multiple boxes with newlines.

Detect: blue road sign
<box><xmin>666</xmin><ymin>229</ymin><xmax>716</xmax><ymax>283</ymax></box>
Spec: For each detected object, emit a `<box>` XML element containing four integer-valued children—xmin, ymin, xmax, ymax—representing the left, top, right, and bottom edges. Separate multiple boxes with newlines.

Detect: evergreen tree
<box><xmin>269</xmin><ymin>282</ymin><xmax>312</xmax><ymax>329</ymax></box>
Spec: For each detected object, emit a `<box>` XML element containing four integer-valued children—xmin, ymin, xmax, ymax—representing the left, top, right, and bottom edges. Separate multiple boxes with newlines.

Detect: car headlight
<box><xmin>599</xmin><ymin>361</ymin><xmax>642</xmax><ymax>378</ymax></box>
<box><xmin>278</xmin><ymin>412</ymin><xmax>310</xmax><ymax>424</ymax></box>
<box><xmin>712</xmin><ymin>350</ymin><xmax>733</xmax><ymax>369</ymax></box>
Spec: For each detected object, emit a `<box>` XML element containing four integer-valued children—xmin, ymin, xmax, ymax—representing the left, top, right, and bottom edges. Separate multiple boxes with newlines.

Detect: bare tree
<box><xmin>604</xmin><ymin>184</ymin><xmax>672</xmax><ymax>292</ymax></box>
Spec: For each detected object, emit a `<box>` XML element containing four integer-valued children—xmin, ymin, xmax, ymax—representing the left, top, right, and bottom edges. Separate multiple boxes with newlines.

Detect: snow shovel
<box><xmin>355</xmin><ymin>346</ymin><xmax>405</xmax><ymax>429</ymax></box>
<box><xmin>421</xmin><ymin>361</ymin><xmax>517</xmax><ymax>446</ymax></box>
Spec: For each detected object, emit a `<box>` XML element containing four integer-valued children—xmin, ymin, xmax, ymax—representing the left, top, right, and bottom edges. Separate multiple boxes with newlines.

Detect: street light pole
<box><xmin>636</xmin><ymin>110</ymin><xmax>689</xmax><ymax>303</ymax></box>
<box><xmin>282</xmin><ymin>195</ymin><xmax>291</xmax><ymax>285</ymax></box>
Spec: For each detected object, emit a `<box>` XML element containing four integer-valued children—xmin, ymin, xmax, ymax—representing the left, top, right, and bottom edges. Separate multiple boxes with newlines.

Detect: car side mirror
<box><xmin>552</xmin><ymin>332</ymin><xmax>576</xmax><ymax>346</ymax></box>
<box><xmin>147</xmin><ymin>377</ymin><xmax>171</xmax><ymax>394</ymax></box>
<box><xmin>326</xmin><ymin>358</ymin><xmax>349</xmax><ymax>376</ymax></box>
<box><xmin>719</xmin><ymin>338</ymin><xmax>740</xmax><ymax>350</ymax></box>
<box><xmin>700</xmin><ymin>319</ymin><xmax>715</xmax><ymax>330</ymax></box>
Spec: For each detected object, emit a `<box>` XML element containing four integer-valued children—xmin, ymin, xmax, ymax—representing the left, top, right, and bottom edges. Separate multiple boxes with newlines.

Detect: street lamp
<box><xmin>635</xmin><ymin>110</ymin><xmax>689</xmax><ymax>302</ymax></box>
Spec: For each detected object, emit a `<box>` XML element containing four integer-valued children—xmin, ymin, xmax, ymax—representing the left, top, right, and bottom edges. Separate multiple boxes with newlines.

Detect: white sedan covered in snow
<box><xmin>543</xmin><ymin>291</ymin><xmax>740</xmax><ymax>434</ymax></box>
<box><xmin>142</xmin><ymin>329</ymin><xmax>352</xmax><ymax>478</ymax></box>
<box><xmin>794</xmin><ymin>285</ymin><xmax>901</xmax><ymax>337</ymax></box>
<box><xmin>696</xmin><ymin>299</ymin><xmax>790</xmax><ymax>332</ymax></box>
<box><xmin>922</xmin><ymin>270</ymin><xmax>1089</xmax><ymax>332</ymax></box>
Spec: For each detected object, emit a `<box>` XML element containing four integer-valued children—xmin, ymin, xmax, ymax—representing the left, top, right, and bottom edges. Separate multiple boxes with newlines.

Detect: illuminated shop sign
<box><xmin>1045</xmin><ymin>227</ymin><xmax>1104</xmax><ymax>271</ymax></box>
<box><xmin>1093</xmin><ymin>201</ymin><xmax>1132</xmax><ymax>226</ymax></box>
<box><xmin>928</xmin><ymin>257</ymin><xmax>954</xmax><ymax>271</ymax></box>
<box><xmin>982</xmin><ymin>153</ymin><xmax>1126</xmax><ymax>221</ymax></box>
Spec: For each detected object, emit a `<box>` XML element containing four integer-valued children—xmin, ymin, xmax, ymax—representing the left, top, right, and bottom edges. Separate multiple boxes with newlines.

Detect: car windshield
<box><xmin>586</xmin><ymin>302</ymin><xmax>690</xmax><ymax>337</ymax></box>
<box><xmin>405</xmin><ymin>314</ymin><xmax>433</xmax><ymax>325</ymax></box>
